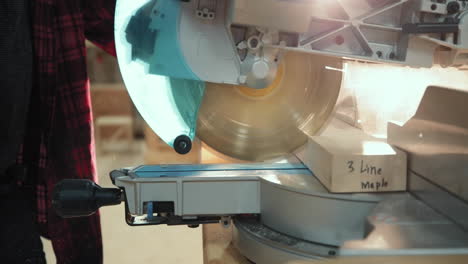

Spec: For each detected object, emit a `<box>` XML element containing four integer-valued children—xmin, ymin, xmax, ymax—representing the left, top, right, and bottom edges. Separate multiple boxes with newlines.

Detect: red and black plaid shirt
<box><xmin>21</xmin><ymin>1</ymin><xmax>116</xmax><ymax>263</ymax></box>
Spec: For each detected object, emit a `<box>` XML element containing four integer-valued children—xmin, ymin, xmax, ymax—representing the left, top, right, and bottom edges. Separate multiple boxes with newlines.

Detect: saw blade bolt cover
<box><xmin>252</xmin><ymin>60</ymin><xmax>270</xmax><ymax>80</ymax></box>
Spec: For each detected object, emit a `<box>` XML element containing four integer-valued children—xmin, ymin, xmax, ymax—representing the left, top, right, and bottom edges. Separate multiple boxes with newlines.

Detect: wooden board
<box><xmin>300</xmin><ymin>121</ymin><xmax>407</xmax><ymax>193</ymax></box>
<box><xmin>202</xmin><ymin>224</ymin><xmax>250</xmax><ymax>264</ymax></box>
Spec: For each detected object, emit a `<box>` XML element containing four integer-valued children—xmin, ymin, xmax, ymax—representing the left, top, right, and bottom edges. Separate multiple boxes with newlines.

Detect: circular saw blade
<box><xmin>197</xmin><ymin>52</ymin><xmax>343</xmax><ymax>161</ymax></box>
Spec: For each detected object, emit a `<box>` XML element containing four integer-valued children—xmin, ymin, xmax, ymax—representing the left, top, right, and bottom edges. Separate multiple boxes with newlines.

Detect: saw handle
<box><xmin>52</xmin><ymin>179</ymin><xmax>122</xmax><ymax>218</ymax></box>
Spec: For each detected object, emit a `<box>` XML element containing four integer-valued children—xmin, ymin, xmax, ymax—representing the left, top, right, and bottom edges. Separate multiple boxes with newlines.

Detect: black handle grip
<box><xmin>52</xmin><ymin>179</ymin><xmax>122</xmax><ymax>218</ymax></box>
<box><xmin>403</xmin><ymin>23</ymin><xmax>459</xmax><ymax>34</ymax></box>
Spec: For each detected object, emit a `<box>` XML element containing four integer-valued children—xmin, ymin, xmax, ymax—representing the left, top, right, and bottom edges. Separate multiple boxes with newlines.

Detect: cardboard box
<box><xmin>86</xmin><ymin>42</ymin><xmax>123</xmax><ymax>83</ymax></box>
<box><xmin>91</xmin><ymin>83</ymin><xmax>132</xmax><ymax>116</ymax></box>
<box><xmin>91</xmin><ymin>83</ymin><xmax>134</xmax><ymax>140</ymax></box>
<box><xmin>301</xmin><ymin>129</ymin><xmax>407</xmax><ymax>193</ymax></box>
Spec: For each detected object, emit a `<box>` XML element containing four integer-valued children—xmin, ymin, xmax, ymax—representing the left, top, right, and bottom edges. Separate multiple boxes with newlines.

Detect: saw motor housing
<box><xmin>131</xmin><ymin>0</ymin><xmax>468</xmax><ymax>89</ymax></box>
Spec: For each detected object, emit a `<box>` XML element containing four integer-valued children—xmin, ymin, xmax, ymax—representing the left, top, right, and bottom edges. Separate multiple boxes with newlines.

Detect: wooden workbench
<box><xmin>202</xmin><ymin>224</ymin><xmax>250</xmax><ymax>264</ymax></box>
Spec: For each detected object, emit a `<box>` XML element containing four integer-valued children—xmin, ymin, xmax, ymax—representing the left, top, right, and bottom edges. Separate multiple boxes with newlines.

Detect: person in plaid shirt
<box><xmin>0</xmin><ymin>0</ymin><xmax>116</xmax><ymax>263</ymax></box>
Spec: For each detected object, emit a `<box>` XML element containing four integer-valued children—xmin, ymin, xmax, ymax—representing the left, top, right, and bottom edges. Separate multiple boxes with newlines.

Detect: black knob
<box><xmin>174</xmin><ymin>135</ymin><xmax>192</xmax><ymax>155</ymax></box>
<box><xmin>52</xmin><ymin>179</ymin><xmax>122</xmax><ymax>218</ymax></box>
<box><xmin>447</xmin><ymin>1</ymin><xmax>460</xmax><ymax>14</ymax></box>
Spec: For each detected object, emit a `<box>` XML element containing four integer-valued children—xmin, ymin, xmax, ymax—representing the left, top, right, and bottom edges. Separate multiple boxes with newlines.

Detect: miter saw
<box><xmin>53</xmin><ymin>0</ymin><xmax>468</xmax><ymax>263</ymax></box>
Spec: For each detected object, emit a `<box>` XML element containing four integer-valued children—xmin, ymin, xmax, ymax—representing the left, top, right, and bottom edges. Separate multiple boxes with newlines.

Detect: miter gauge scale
<box><xmin>114</xmin><ymin>0</ymin><xmax>343</xmax><ymax>161</ymax></box>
